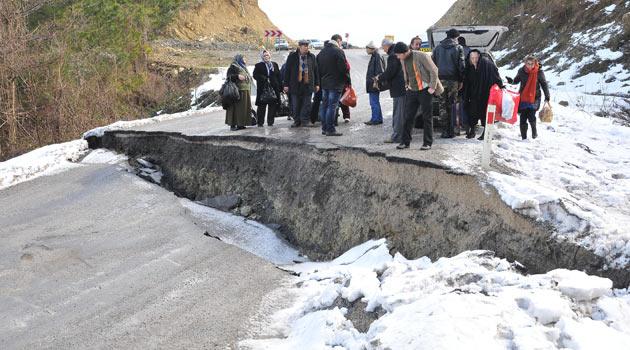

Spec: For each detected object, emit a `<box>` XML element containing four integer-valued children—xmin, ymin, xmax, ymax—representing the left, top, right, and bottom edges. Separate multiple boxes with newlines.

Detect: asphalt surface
<box><xmin>0</xmin><ymin>49</ymin><xmax>484</xmax><ymax>350</ymax></box>
<box><xmin>134</xmin><ymin>49</ymin><xmax>483</xmax><ymax>169</ymax></box>
<box><xmin>0</xmin><ymin>161</ymin><xmax>288</xmax><ymax>349</ymax></box>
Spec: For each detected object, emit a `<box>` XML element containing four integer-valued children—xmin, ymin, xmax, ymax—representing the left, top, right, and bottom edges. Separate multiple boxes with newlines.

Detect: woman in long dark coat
<box><xmin>507</xmin><ymin>55</ymin><xmax>551</xmax><ymax>139</ymax></box>
<box><xmin>225</xmin><ymin>54</ymin><xmax>253</xmax><ymax>130</ymax></box>
<box><xmin>252</xmin><ymin>50</ymin><xmax>281</xmax><ymax>126</ymax></box>
<box><xmin>462</xmin><ymin>49</ymin><xmax>503</xmax><ymax>140</ymax></box>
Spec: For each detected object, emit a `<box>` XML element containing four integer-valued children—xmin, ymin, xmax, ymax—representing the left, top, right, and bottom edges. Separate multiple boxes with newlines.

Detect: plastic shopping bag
<box><xmin>486</xmin><ymin>84</ymin><xmax>520</xmax><ymax>124</ymax></box>
<box><xmin>539</xmin><ymin>102</ymin><xmax>553</xmax><ymax>123</ymax></box>
<box><xmin>340</xmin><ymin>86</ymin><xmax>357</xmax><ymax>108</ymax></box>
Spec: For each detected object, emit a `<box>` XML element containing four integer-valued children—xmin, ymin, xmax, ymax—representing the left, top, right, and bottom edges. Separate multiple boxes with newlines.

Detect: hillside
<box><xmin>436</xmin><ymin>0</ymin><xmax>629</xmax><ymax>100</ymax></box>
<box><xmin>0</xmin><ymin>0</ymin><xmax>281</xmax><ymax>161</ymax></box>
<box><xmin>165</xmin><ymin>0</ymin><xmax>277</xmax><ymax>43</ymax></box>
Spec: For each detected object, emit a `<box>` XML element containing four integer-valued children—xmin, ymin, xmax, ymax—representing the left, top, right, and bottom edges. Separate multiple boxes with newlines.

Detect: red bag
<box><xmin>340</xmin><ymin>86</ymin><xmax>357</xmax><ymax>108</ymax></box>
<box><xmin>486</xmin><ymin>84</ymin><xmax>520</xmax><ymax>125</ymax></box>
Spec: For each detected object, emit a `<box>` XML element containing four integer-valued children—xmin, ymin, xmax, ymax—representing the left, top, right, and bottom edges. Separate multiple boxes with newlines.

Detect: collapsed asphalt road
<box><xmin>0</xmin><ymin>160</ymin><xmax>289</xmax><ymax>349</ymax></box>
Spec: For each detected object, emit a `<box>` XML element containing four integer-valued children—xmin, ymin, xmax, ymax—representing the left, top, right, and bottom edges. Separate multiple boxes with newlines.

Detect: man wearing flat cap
<box><xmin>283</xmin><ymin>39</ymin><xmax>320</xmax><ymax>127</ymax></box>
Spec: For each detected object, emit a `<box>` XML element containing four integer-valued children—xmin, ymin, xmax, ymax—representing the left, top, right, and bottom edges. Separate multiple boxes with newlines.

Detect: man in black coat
<box><xmin>432</xmin><ymin>28</ymin><xmax>466</xmax><ymax>138</ymax></box>
<box><xmin>253</xmin><ymin>50</ymin><xmax>281</xmax><ymax>126</ymax></box>
<box><xmin>462</xmin><ymin>49</ymin><xmax>503</xmax><ymax>139</ymax></box>
<box><xmin>374</xmin><ymin>38</ymin><xmax>405</xmax><ymax>143</ymax></box>
<box><xmin>316</xmin><ymin>34</ymin><xmax>350</xmax><ymax>136</ymax></box>
<box><xmin>283</xmin><ymin>40</ymin><xmax>320</xmax><ymax>127</ymax></box>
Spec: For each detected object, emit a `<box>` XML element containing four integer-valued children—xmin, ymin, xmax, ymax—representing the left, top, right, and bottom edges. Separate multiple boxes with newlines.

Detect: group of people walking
<box><xmin>225</xmin><ymin>29</ymin><xmax>551</xmax><ymax>148</ymax></box>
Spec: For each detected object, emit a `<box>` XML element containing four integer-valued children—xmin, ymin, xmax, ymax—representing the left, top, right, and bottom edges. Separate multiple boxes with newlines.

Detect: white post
<box><xmin>481</xmin><ymin>104</ymin><xmax>496</xmax><ymax>170</ymax></box>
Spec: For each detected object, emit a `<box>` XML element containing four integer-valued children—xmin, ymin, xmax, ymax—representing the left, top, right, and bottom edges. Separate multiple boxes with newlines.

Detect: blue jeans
<box><xmin>322</xmin><ymin>89</ymin><xmax>342</xmax><ymax>133</ymax></box>
<box><xmin>369</xmin><ymin>92</ymin><xmax>383</xmax><ymax>123</ymax></box>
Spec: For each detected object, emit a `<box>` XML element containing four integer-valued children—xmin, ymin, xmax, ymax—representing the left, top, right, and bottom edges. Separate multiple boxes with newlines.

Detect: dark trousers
<box><xmin>519</xmin><ymin>108</ymin><xmax>537</xmax><ymax>139</ymax></box>
<box><xmin>291</xmin><ymin>93</ymin><xmax>313</xmax><ymax>125</ymax></box>
<box><xmin>402</xmin><ymin>88</ymin><xmax>433</xmax><ymax>146</ymax></box>
<box><xmin>256</xmin><ymin>103</ymin><xmax>278</xmax><ymax>126</ymax></box>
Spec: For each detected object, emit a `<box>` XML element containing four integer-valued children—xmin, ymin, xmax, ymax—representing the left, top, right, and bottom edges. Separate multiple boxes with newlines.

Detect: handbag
<box><xmin>219</xmin><ymin>80</ymin><xmax>240</xmax><ymax>109</ymax></box>
<box><xmin>340</xmin><ymin>86</ymin><xmax>357</xmax><ymax>108</ymax></box>
<box><xmin>375</xmin><ymin>77</ymin><xmax>390</xmax><ymax>92</ymax></box>
<box><xmin>259</xmin><ymin>78</ymin><xmax>278</xmax><ymax>105</ymax></box>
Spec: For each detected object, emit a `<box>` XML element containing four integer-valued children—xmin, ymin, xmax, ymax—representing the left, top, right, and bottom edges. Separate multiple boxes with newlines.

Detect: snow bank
<box><xmin>82</xmin><ymin>108</ymin><xmax>219</xmax><ymax>139</ymax></box>
<box><xmin>446</xmin><ymin>94</ymin><xmax>630</xmax><ymax>268</ymax></box>
<box><xmin>241</xmin><ymin>240</ymin><xmax>630</xmax><ymax>350</ymax></box>
<box><xmin>80</xmin><ymin>149</ymin><xmax>128</xmax><ymax>164</ymax></box>
<box><xmin>0</xmin><ymin>140</ymin><xmax>88</xmax><ymax>190</ymax></box>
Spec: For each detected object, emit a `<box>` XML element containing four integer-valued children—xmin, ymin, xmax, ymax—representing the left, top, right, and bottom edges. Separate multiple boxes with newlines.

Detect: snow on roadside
<box><xmin>80</xmin><ymin>148</ymin><xmax>128</xmax><ymax>164</ymax></box>
<box><xmin>180</xmin><ymin>199</ymin><xmax>305</xmax><ymax>266</ymax></box>
<box><xmin>0</xmin><ymin>140</ymin><xmax>88</xmax><ymax>190</ymax></box>
<box><xmin>82</xmin><ymin>108</ymin><xmax>220</xmax><ymax>139</ymax></box>
<box><xmin>485</xmin><ymin>101</ymin><xmax>630</xmax><ymax>268</ymax></box>
<box><xmin>240</xmin><ymin>240</ymin><xmax>630</xmax><ymax>350</ymax></box>
<box><xmin>3</xmin><ymin>63</ymin><xmax>226</xmax><ymax>191</ymax></box>
<box><xmin>191</xmin><ymin>65</ymin><xmax>257</xmax><ymax>106</ymax></box>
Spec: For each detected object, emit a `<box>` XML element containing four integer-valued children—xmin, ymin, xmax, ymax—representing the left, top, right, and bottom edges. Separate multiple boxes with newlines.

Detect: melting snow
<box><xmin>0</xmin><ymin>140</ymin><xmax>88</xmax><ymax>190</ymax></box>
<box><xmin>240</xmin><ymin>240</ymin><xmax>630</xmax><ymax>349</ymax></box>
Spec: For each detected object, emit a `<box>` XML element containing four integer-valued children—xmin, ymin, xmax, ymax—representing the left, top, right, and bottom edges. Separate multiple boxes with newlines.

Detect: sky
<box><xmin>258</xmin><ymin>0</ymin><xmax>457</xmax><ymax>46</ymax></box>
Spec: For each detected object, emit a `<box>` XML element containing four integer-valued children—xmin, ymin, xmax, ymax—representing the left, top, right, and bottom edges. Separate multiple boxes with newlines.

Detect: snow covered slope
<box><xmin>438</xmin><ymin>0</ymin><xmax>629</xmax><ymax>120</ymax></box>
<box><xmin>240</xmin><ymin>240</ymin><xmax>630</xmax><ymax>349</ymax></box>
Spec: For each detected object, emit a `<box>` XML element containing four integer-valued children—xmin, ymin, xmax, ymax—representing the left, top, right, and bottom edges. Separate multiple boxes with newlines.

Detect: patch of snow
<box><xmin>596</xmin><ymin>48</ymin><xmax>623</xmax><ymax>61</ymax></box>
<box><xmin>80</xmin><ymin>149</ymin><xmax>127</xmax><ymax>164</ymax></box>
<box><xmin>191</xmin><ymin>65</ymin><xmax>257</xmax><ymax>106</ymax></box>
<box><xmin>0</xmin><ymin>140</ymin><xmax>88</xmax><ymax>190</ymax></box>
<box><xmin>82</xmin><ymin>108</ymin><xmax>220</xmax><ymax>139</ymax></box>
<box><xmin>241</xmin><ymin>241</ymin><xmax>630</xmax><ymax>349</ymax></box>
<box><xmin>180</xmin><ymin>199</ymin><xmax>304</xmax><ymax>265</ymax></box>
<box><xmin>494</xmin><ymin>48</ymin><xmax>516</xmax><ymax>61</ymax></box>
<box><xmin>604</xmin><ymin>4</ymin><xmax>617</xmax><ymax>13</ymax></box>
<box><xmin>192</xmin><ymin>67</ymin><xmax>228</xmax><ymax>102</ymax></box>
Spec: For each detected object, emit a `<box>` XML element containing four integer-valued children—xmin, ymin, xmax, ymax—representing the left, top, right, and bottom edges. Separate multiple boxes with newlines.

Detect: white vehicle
<box><xmin>274</xmin><ymin>38</ymin><xmax>289</xmax><ymax>51</ymax></box>
<box><xmin>427</xmin><ymin>25</ymin><xmax>509</xmax><ymax>62</ymax></box>
<box><xmin>309</xmin><ymin>39</ymin><xmax>324</xmax><ymax>50</ymax></box>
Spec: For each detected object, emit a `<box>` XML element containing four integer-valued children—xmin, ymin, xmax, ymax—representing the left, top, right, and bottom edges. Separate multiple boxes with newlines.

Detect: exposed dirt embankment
<box><xmin>100</xmin><ymin>131</ymin><xmax>630</xmax><ymax>287</ymax></box>
<box><xmin>165</xmin><ymin>0</ymin><xmax>278</xmax><ymax>43</ymax></box>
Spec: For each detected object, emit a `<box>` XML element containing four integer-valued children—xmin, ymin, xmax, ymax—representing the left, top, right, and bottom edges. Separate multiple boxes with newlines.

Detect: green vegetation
<box><xmin>0</xmin><ymin>0</ymin><xmax>200</xmax><ymax>160</ymax></box>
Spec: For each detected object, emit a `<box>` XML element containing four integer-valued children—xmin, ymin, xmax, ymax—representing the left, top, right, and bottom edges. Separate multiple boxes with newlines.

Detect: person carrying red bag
<box><xmin>507</xmin><ymin>55</ymin><xmax>551</xmax><ymax>140</ymax></box>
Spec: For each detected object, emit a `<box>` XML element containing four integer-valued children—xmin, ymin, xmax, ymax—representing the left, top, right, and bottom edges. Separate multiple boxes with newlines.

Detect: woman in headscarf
<box><xmin>507</xmin><ymin>55</ymin><xmax>550</xmax><ymax>139</ymax></box>
<box><xmin>225</xmin><ymin>54</ymin><xmax>253</xmax><ymax>131</ymax></box>
<box><xmin>253</xmin><ymin>50</ymin><xmax>281</xmax><ymax>126</ymax></box>
<box><xmin>462</xmin><ymin>49</ymin><xmax>503</xmax><ymax>140</ymax></box>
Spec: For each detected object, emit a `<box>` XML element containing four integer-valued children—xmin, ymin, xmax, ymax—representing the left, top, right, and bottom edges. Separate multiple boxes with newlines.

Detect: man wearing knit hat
<box><xmin>432</xmin><ymin>28</ymin><xmax>466</xmax><ymax>138</ymax></box>
<box><xmin>365</xmin><ymin>41</ymin><xmax>385</xmax><ymax>126</ymax></box>
<box><xmin>393</xmin><ymin>42</ymin><xmax>443</xmax><ymax>150</ymax></box>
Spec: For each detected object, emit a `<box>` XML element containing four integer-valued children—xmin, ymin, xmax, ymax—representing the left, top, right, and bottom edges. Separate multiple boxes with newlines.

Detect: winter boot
<box><xmin>531</xmin><ymin>121</ymin><xmax>538</xmax><ymax>139</ymax></box>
